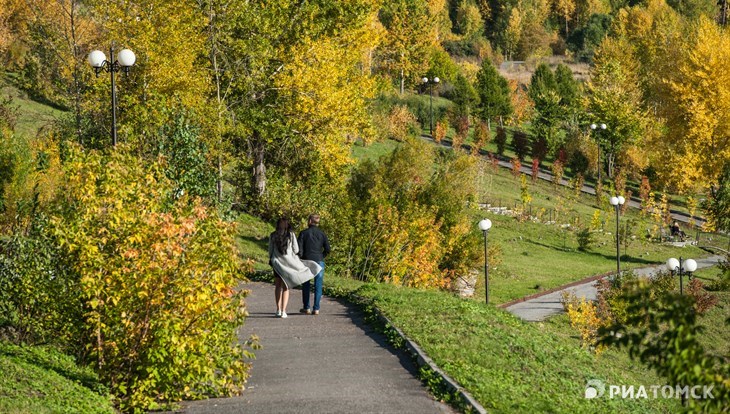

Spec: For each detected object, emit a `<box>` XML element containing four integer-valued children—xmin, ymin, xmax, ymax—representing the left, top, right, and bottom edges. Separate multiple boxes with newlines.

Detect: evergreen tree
<box><xmin>474</xmin><ymin>59</ymin><xmax>513</xmax><ymax>129</ymax></box>
<box><xmin>452</xmin><ymin>73</ymin><xmax>478</xmax><ymax>118</ymax></box>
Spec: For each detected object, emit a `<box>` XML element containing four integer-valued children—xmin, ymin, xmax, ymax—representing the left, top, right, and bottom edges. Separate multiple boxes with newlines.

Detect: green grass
<box><xmin>0</xmin><ymin>74</ymin><xmax>66</xmax><ymax>138</ymax></box>
<box><xmin>319</xmin><ymin>274</ymin><xmax>683</xmax><ymax>413</ymax></box>
<box><xmin>0</xmin><ymin>342</ymin><xmax>114</xmax><ymax>414</ymax></box>
<box><xmin>235</xmin><ymin>213</ymin><xmax>274</xmax><ymax>271</ymax></box>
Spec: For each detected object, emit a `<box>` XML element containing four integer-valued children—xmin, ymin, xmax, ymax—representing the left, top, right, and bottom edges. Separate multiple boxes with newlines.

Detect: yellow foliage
<box><xmin>562</xmin><ymin>291</ymin><xmax>607</xmax><ymax>354</ymax></box>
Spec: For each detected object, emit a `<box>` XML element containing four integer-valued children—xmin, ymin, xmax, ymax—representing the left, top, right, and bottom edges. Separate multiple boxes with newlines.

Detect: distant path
<box><xmin>503</xmin><ymin>255</ymin><xmax>724</xmax><ymax>321</ymax></box>
<box><xmin>178</xmin><ymin>282</ymin><xmax>453</xmax><ymax>414</ymax></box>
<box><xmin>420</xmin><ymin>135</ymin><xmax>703</xmax><ymax>225</ymax></box>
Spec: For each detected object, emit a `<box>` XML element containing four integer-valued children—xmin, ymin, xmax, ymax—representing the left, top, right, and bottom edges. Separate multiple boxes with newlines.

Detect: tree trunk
<box><xmin>251</xmin><ymin>130</ymin><xmax>266</xmax><ymax>196</ymax></box>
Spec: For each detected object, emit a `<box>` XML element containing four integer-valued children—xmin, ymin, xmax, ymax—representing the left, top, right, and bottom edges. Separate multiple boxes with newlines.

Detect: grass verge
<box><xmin>0</xmin><ymin>342</ymin><xmax>114</xmax><ymax>414</ymax></box>
<box><xmin>313</xmin><ymin>273</ymin><xmax>684</xmax><ymax>412</ymax></box>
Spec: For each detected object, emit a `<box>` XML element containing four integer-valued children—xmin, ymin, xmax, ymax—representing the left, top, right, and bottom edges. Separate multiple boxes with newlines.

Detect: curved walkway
<box><xmin>504</xmin><ymin>255</ymin><xmax>725</xmax><ymax>321</ymax></box>
<box><xmin>178</xmin><ymin>282</ymin><xmax>453</xmax><ymax>414</ymax></box>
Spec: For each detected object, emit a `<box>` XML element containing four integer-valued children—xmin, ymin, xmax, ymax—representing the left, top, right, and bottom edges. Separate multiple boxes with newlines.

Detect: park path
<box><xmin>504</xmin><ymin>255</ymin><xmax>725</xmax><ymax>321</ymax></box>
<box><xmin>421</xmin><ymin>135</ymin><xmax>702</xmax><ymax>225</ymax></box>
<box><xmin>177</xmin><ymin>282</ymin><xmax>453</xmax><ymax>414</ymax></box>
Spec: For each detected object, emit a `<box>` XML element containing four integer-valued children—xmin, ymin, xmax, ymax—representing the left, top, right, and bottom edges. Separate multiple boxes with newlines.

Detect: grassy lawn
<box><xmin>318</xmin><ymin>273</ymin><xmax>684</xmax><ymax>413</ymax></box>
<box><xmin>0</xmin><ymin>342</ymin><xmax>114</xmax><ymax>414</ymax></box>
<box><xmin>235</xmin><ymin>213</ymin><xmax>274</xmax><ymax>271</ymax></box>
<box><xmin>0</xmin><ymin>74</ymin><xmax>66</xmax><ymax>139</ymax></box>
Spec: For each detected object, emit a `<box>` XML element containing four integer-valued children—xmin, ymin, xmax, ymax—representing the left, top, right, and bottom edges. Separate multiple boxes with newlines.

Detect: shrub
<box><xmin>510</xmin><ymin>158</ymin><xmax>521</xmax><ymax>179</ymax></box>
<box><xmin>709</xmin><ymin>257</ymin><xmax>730</xmax><ymax>291</ymax></box>
<box><xmin>341</xmin><ymin>141</ymin><xmax>486</xmax><ymax>288</ymax></box>
<box><xmin>597</xmin><ymin>285</ymin><xmax>730</xmax><ymax>413</ymax></box>
<box><xmin>433</xmin><ymin>120</ymin><xmax>448</xmax><ymax>143</ymax></box>
<box><xmin>685</xmin><ymin>278</ymin><xmax>718</xmax><ymax>314</ymax></box>
<box><xmin>512</xmin><ymin>130</ymin><xmax>530</xmax><ymax>160</ymax></box>
<box><xmin>387</xmin><ymin>105</ymin><xmax>420</xmax><ymax>142</ymax></box>
<box><xmin>531</xmin><ymin>158</ymin><xmax>539</xmax><ymax>182</ymax></box>
<box><xmin>562</xmin><ymin>292</ymin><xmax>606</xmax><ymax>353</ymax></box>
<box><xmin>0</xmin><ymin>230</ymin><xmax>83</xmax><ymax>349</ymax></box>
<box><xmin>451</xmin><ymin>115</ymin><xmax>469</xmax><ymax>150</ymax></box>
<box><xmin>551</xmin><ymin>160</ymin><xmax>564</xmax><ymax>187</ymax></box>
<box><xmin>576</xmin><ymin>228</ymin><xmax>594</xmax><ymax>251</ymax></box>
<box><xmin>491</xmin><ymin>127</ymin><xmax>505</xmax><ymax>155</ymax></box>
<box><xmin>51</xmin><ymin>145</ymin><xmax>253</xmax><ymax>412</ymax></box>
<box><xmin>471</xmin><ymin>121</ymin><xmax>490</xmax><ymax>155</ymax></box>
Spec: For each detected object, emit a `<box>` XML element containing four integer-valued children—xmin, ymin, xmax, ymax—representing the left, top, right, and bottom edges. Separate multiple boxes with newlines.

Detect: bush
<box><xmin>387</xmin><ymin>105</ymin><xmax>420</xmax><ymax>142</ymax></box>
<box><xmin>512</xmin><ymin>130</ymin><xmax>530</xmax><ymax>160</ymax></box>
<box><xmin>51</xmin><ymin>145</ymin><xmax>253</xmax><ymax>412</ymax></box>
<box><xmin>0</xmin><ymin>230</ymin><xmax>83</xmax><ymax>349</ymax></box>
<box><xmin>575</xmin><ymin>228</ymin><xmax>594</xmax><ymax>251</ymax></box>
<box><xmin>494</xmin><ymin>127</ymin><xmax>508</xmax><ymax>155</ymax></box>
<box><xmin>709</xmin><ymin>257</ymin><xmax>730</xmax><ymax>291</ymax></box>
<box><xmin>339</xmin><ymin>141</ymin><xmax>487</xmax><ymax>288</ymax></box>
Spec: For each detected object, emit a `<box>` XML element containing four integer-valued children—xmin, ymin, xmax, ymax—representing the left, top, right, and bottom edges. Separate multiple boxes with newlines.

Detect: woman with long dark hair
<box><xmin>268</xmin><ymin>218</ymin><xmax>321</xmax><ymax>318</ymax></box>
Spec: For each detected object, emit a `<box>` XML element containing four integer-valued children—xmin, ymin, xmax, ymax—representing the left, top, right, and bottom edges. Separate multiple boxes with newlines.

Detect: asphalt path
<box><xmin>177</xmin><ymin>282</ymin><xmax>453</xmax><ymax>414</ymax></box>
<box><xmin>421</xmin><ymin>135</ymin><xmax>702</xmax><ymax>225</ymax></box>
<box><xmin>505</xmin><ymin>255</ymin><xmax>725</xmax><ymax>321</ymax></box>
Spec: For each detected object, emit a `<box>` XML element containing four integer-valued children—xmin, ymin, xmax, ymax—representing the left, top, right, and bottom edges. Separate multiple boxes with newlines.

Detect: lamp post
<box><xmin>88</xmin><ymin>47</ymin><xmax>136</xmax><ymax>146</ymax></box>
<box><xmin>590</xmin><ymin>123</ymin><xmax>607</xmax><ymax>184</ymax></box>
<box><xmin>478</xmin><ymin>218</ymin><xmax>492</xmax><ymax>304</ymax></box>
<box><xmin>422</xmin><ymin>77</ymin><xmax>440</xmax><ymax>136</ymax></box>
<box><xmin>666</xmin><ymin>257</ymin><xmax>697</xmax><ymax>295</ymax></box>
<box><xmin>609</xmin><ymin>195</ymin><xmax>625</xmax><ymax>275</ymax></box>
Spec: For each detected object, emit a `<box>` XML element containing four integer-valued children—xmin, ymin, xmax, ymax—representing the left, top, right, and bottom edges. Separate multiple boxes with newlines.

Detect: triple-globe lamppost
<box><xmin>422</xmin><ymin>77</ymin><xmax>440</xmax><ymax>136</ymax></box>
<box><xmin>87</xmin><ymin>47</ymin><xmax>136</xmax><ymax>146</ymax></box>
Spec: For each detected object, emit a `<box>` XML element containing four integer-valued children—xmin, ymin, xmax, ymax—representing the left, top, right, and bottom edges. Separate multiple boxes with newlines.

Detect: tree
<box><xmin>474</xmin><ymin>59</ymin><xmax>513</xmax><ymax>129</ymax></box>
<box><xmin>554</xmin><ymin>0</ymin><xmax>577</xmax><ymax>37</ymax></box>
<box><xmin>702</xmin><ymin>162</ymin><xmax>730</xmax><ymax>232</ymax></box>
<box><xmin>649</xmin><ymin>17</ymin><xmax>730</xmax><ymax>192</ymax></box>
<box><xmin>586</xmin><ymin>37</ymin><xmax>651</xmax><ymax>179</ymax></box>
<box><xmin>451</xmin><ymin>73</ymin><xmax>479</xmax><ymax>118</ymax></box>
<box><xmin>554</xmin><ymin>64</ymin><xmax>580</xmax><ymax>110</ymax></box>
<box><xmin>378</xmin><ymin>0</ymin><xmax>436</xmax><ymax>94</ymax></box>
<box><xmin>216</xmin><ymin>0</ymin><xmax>379</xmax><ymax>209</ymax></box>
<box><xmin>529</xmin><ymin>64</ymin><xmax>562</xmax><ymax>156</ymax></box>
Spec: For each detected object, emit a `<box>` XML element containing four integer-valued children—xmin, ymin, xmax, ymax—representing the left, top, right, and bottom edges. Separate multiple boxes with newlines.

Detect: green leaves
<box><xmin>50</xmin><ymin>145</ymin><xmax>252</xmax><ymax>412</ymax></box>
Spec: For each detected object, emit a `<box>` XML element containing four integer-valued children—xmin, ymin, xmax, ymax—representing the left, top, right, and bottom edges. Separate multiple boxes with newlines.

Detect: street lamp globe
<box><xmin>600</xmin><ymin>123</ymin><xmax>607</xmax><ymax>130</ymax></box>
<box><xmin>88</xmin><ymin>50</ymin><xmax>107</xmax><ymax>68</ymax></box>
<box><xmin>590</xmin><ymin>123</ymin><xmax>597</xmax><ymax>130</ymax></box>
<box><xmin>479</xmin><ymin>219</ymin><xmax>492</xmax><ymax>231</ymax></box>
<box><xmin>422</xmin><ymin>77</ymin><xmax>428</xmax><ymax>84</ymax></box>
<box><xmin>684</xmin><ymin>259</ymin><xmax>698</xmax><ymax>272</ymax></box>
<box><xmin>610</xmin><ymin>196</ymin><xmax>619</xmax><ymax>206</ymax></box>
<box><xmin>618</xmin><ymin>196</ymin><xmax>625</xmax><ymax>205</ymax></box>
<box><xmin>433</xmin><ymin>77</ymin><xmax>440</xmax><ymax>84</ymax></box>
<box><xmin>117</xmin><ymin>49</ymin><xmax>136</xmax><ymax>67</ymax></box>
<box><xmin>666</xmin><ymin>257</ymin><xmax>680</xmax><ymax>272</ymax></box>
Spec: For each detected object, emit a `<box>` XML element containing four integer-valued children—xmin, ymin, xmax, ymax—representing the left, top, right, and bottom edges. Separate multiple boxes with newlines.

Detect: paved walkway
<box><xmin>178</xmin><ymin>282</ymin><xmax>453</xmax><ymax>414</ymax></box>
<box><xmin>505</xmin><ymin>255</ymin><xmax>725</xmax><ymax>321</ymax></box>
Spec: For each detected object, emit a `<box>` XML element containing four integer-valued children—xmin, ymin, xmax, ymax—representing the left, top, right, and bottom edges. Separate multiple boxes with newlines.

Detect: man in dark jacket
<box><xmin>299</xmin><ymin>214</ymin><xmax>330</xmax><ymax>315</ymax></box>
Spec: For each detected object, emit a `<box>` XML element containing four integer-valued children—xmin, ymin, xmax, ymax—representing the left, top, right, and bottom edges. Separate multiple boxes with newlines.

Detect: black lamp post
<box><xmin>609</xmin><ymin>195</ymin><xmax>625</xmax><ymax>275</ymax></box>
<box><xmin>666</xmin><ymin>257</ymin><xmax>698</xmax><ymax>295</ymax></box>
<box><xmin>590</xmin><ymin>123</ymin><xmax>607</xmax><ymax>183</ymax></box>
<box><xmin>478</xmin><ymin>218</ymin><xmax>492</xmax><ymax>304</ymax></box>
<box><xmin>88</xmin><ymin>47</ymin><xmax>136</xmax><ymax>146</ymax></box>
<box><xmin>422</xmin><ymin>76</ymin><xmax>440</xmax><ymax>136</ymax></box>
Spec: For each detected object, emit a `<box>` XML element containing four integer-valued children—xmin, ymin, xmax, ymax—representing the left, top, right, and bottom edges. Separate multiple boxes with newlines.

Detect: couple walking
<box><xmin>268</xmin><ymin>214</ymin><xmax>330</xmax><ymax>318</ymax></box>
